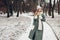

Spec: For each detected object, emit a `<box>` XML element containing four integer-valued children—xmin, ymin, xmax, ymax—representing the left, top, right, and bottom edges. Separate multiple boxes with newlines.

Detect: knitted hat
<box><xmin>37</xmin><ymin>5</ymin><xmax>42</xmax><ymax>9</ymax></box>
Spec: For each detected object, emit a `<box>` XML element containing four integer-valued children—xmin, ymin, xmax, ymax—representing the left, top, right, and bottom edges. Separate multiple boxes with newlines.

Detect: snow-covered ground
<box><xmin>42</xmin><ymin>22</ymin><xmax>57</xmax><ymax>40</ymax></box>
<box><xmin>46</xmin><ymin>12</ymin><xmax>60</xmax><ymax>40</ymax></box>
<box><xmin>0</xmin><ymin>12</ymin><xmax>34</xmax><ymax>40</ymax></box>
<box><xmin>0</xmin><ymin>11</ymin><xmax>60</xmax><ymax>40</ymax></box>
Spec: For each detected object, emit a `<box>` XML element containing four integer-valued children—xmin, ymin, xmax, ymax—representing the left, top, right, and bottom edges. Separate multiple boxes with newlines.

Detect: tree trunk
<box><xmin>48</xmin><ymin>0</ymin><xmax>52</xmax><ymax>16</ymax></box>
<box><xmin>58</xmin><ymin>0</ymin><xmax>60</xmax><ymax>15</ymax></box>
<box><xmin>52</xmin><ymin>0</ymin><xmax>55</xmax><ymax>18</ymax></box>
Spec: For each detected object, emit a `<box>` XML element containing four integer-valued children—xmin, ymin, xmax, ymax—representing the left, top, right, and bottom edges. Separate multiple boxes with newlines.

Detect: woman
<box><xmin>34</xmin><ymin>5</ymin><xmax>42</xmax><ymax>19</ymax></box>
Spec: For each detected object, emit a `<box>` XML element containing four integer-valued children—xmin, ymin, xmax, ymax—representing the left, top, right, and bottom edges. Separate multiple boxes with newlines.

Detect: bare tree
<box><xmin>52</xmin><ymin>0</ymin><xmax>55</xmax><ymax>18</ymax></box>
<box><xmin>6</xmin><ymin>0</ymin><xmax>13</xmax><ymax>18</ymax></box>
<box><xmin>48</xmin><ymin>0</ymin><xmax>52</xmax><ymax>16</ymax></box>
<box><xmin>58</xmin><ymin>0</ymin><xmax>60</xmax><ymax>15</ymax></box>
<box><xmin>16</xmin><ymin>0</ymin><xmax>23</xmax><ymax>17</ymax></box>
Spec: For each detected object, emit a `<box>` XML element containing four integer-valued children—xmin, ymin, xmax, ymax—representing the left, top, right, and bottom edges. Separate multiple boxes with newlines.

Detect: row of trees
<box><xmin>0</xmin><ymin>0</ymin><xmax>60</xmax><ymax>18</ymax></box>
<box><xmin>0</xmin><ymin>0</ymin><xmax>38</xmax><ymax>17</ymax></box>
<box><xmin>49</xmin><ymin>0</ymin><xmax>60</xmax><ymax>18</ymax></box>
<box><xmin>43</xmin><ymin>0</ymin><xmax>60</xmax><ymax>18</ymax></box>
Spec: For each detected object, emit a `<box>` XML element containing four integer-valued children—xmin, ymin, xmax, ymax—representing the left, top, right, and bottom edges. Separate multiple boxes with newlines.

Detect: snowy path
<box><xmin>42</xmin><ymin>22</ymin><xmax>57</xmax><ymax>40</ymax></box>
<box><xmin>46</xmin><ymin>12</ymin><xmax>60</xmax><ymax>40</ymax></box>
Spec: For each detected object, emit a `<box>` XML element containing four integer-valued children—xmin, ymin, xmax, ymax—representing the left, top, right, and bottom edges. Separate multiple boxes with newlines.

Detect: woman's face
<box><xmin>37</xmin><ymin>8</ymin><xmax>42</xmax><ymax>12</ymax></box>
